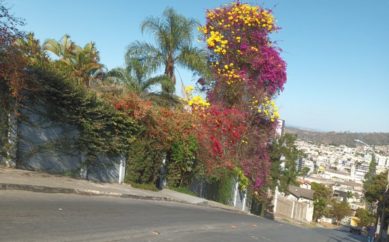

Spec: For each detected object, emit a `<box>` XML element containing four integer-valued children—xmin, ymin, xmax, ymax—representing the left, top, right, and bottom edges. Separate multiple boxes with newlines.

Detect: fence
<box><xmin>274</xmin><ymin>196</ymin><xmax>313</xmax><ymax>223</ymax></box>
<box><xmin>189</xmin><ymin>177</ymin><xmax>251</xmax><ymax>212</ymax></box>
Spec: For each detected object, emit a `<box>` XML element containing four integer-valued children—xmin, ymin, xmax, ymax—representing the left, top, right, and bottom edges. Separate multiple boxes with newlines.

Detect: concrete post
<box><xmin>291</xmin><ymin>201</ymin><xmax>295</xmax><ymax>219</ymax></box>
<box><xmin>158</xmin><ymin>157</ymin><xmax>167</xmax><ymax>189</ymax></box>
<box><xmin>273</xmin><ymin>186</ymin><xmax>279</xmax><ymax>214</ymax></box>
<box><xmin>242</xmin><ymin>190</ymin><xmax>247</xmax><ymax>211</ymax></box>
<box><xmin>233</xmin><ymin>181</ymin><xmax>239</xmax><ymax>207</ymax></box>
<box><xmin>79</xmin><ymin>152</ymin><xmax>87</xmax><ymax>179</ymax></box>
<box><xmin>118</xmin><ymin>157</ymin><xmax>125</xmax><ymax>184</ymax></box>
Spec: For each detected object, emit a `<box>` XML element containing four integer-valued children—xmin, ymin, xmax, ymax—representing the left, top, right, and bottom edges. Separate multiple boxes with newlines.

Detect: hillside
<box><xmin>285</xmin><ymin>127</ymin><xmax>389</xmax><ymax>146</ymax></box>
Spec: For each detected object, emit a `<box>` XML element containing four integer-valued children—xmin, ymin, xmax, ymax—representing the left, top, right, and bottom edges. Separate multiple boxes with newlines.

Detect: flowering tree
<box><xmin>114</xmin><ymin>93</ymin><xmax>199</xmax><ymax>186</ymax></box>
<box><xmin>200</xmin><ymin>3</ymin><xmax>286</xmax><ymax>101</ymax></box>
<box><xmin>197</xmin><ymin>2</ymin><xmax>287</xmax><ymax>191</ymax></box>
<box><xmin>195</xmin><ymin>105</ymin><xmax>247</xmax><ymax>172</ymax></box>
<box><xmin>0</xmin><ymin>1</ymin><xmax>25</xmax><ymax>99</ymax></box>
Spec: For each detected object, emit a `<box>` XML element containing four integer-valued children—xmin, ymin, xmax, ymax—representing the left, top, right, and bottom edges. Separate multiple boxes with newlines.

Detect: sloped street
<box><xmin>0</xmin><ymin>190</ymin><xmax>363</xmax><ymax>242</ymax></box>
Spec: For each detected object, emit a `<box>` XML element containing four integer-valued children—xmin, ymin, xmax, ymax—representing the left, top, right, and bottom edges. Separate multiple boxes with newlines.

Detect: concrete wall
<box><xmin>275</xmin><ymin>196</ymin><xmax>314</xmax><ymax>223</ymax></box>
<box><xmin>14</xmin><ymin>103</ymin><xmax>121</xmax><ymax>183</ymax></box>
<box><xmin>87</xmin><ymin>155</ymin><xmax>121</xmax><ymax>183</ymax></box>
<box><xmin>17</xmin><ymin>105</ymin><xmax>82</xmax><ymax>173</ymax></box>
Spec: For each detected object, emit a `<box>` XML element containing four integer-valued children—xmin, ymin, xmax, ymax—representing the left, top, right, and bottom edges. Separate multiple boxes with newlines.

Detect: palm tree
<box><xmin>14</xmin><ymin>33</ymin><xmax>47</xmax><ymax>65</ymax></box>
<box><xmin>69</xmin><ymin>42</ymin><xmax>104</xmax><ymax>87</ymax></box>
<box><xmin>43</xmin><ymin>35</ymin><xmax>76</xmax><ymax>61</ymax></box>
<box><xmin>126</xmin><ymin>8</ymin><xmax>208</xmax><ymax>94</ymax></box>
<box><xmin>43</xmin><ymin>35</ymin><xmax>103</xmax><ymax>87</ymax></box>
<box><xmin>106</xmin><ymin>58</ymin><xmax>179</xmax><ymax>105</ymax></box>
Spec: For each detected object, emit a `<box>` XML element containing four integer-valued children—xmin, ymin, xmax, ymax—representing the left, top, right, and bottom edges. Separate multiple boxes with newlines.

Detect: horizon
<box><xmin>286</xmin><ymin>125</ymin><xmax>389</xmax><ymax>134</ymax></box>
<box><xmin>5</xmin><ymin>0</ymin><xmax>389</xmax><ymax>132</ymax></box>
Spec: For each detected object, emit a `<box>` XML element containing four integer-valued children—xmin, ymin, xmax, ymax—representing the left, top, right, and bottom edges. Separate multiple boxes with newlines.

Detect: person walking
<box><xmin>367</xmin><ymin>223</ymin><xmax>376</xmax><ymax>242</ymax></box>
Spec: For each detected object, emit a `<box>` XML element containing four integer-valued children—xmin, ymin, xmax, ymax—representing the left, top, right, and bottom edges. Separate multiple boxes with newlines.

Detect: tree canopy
<box><xmin>270</xmin><ymin>133</ymin><xmax>304</xmax><ymax>192</ymax></box>
<box><xmin>311</xmin><ymin>182</ymin><xmax>332</xmax><ymax>221</ymax></box>
<box><xmin>126</xmin><ymin>8</ymin><xmax>208</xmax><ymax>94</ymax></box>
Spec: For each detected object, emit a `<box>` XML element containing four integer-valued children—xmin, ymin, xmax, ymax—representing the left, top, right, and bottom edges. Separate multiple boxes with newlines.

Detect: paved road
<box><xmin>0</xmin><ymin>191</ymin><xmax>364</xmax><ymax>242</ymax></box>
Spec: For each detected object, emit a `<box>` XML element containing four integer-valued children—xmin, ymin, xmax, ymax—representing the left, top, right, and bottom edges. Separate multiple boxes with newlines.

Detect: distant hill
<box><xmin>285</xmin><ymin>127</ymin><xmax>389</xmax><ymax>146</ymax></box>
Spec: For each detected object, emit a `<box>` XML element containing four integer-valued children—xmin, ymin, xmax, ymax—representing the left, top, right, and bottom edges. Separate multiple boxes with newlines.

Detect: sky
<box><xmin>5</xmin><ymin>0</ymin><xmax>389</xmax><ymax>132</ymax></box>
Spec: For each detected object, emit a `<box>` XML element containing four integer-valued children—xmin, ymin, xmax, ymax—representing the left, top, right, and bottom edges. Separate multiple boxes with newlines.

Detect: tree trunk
<box><xmin>164</xmin><ymin>57</ymin><xmax>176</xmax><ymax>94</ymax></box>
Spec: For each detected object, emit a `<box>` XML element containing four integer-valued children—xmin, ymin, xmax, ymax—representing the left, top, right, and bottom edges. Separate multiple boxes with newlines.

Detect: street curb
<box><xmin>0</xmin><ymin>183</ymin><xmax>245</xmax><ymax>214</ymax></box>
<box><xmin>0</xmin><ymin>183</ymin><xmax>201</xmax><ymax>205</ymax></box>
<box><xmin>0</xmin><ymin>183</ymin><xmax>77</xmax><ymax>194</ymax></box>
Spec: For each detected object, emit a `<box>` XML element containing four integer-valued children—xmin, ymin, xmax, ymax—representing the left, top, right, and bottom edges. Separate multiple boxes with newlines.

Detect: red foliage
<box><xmin>195</xmin><ymin>105</ymin><xmax>247</xmax><ymax>173</ymax></box>
<box><xmin>113</xmin><ymin>93</ymin><xmax>196</xmax><ymax>150</ymax></box>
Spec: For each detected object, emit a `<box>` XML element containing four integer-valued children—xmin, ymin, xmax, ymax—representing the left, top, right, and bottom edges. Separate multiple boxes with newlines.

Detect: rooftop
<box><xmin>288</xmin><ymin>185</ymin><xmax>314</xmax><ymax>200</ymax></box>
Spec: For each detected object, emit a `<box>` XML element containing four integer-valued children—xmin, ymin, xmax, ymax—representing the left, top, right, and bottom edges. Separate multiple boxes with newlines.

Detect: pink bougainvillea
<box><xmin>196</xmin><ymin>2</ymin><xmax>287</xmax><ymax>191</ymax></box>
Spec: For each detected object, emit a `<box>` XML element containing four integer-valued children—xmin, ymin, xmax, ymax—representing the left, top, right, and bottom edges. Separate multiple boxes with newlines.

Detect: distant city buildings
<box><xmin>295</xmin><ymin>140</ymin><xmax>389</xmax><ymax>184</ymax></box>
<box><xmin>294</xmin><ymin>139</ymin><xmax>389</xmax><ymax>217</ymax></box>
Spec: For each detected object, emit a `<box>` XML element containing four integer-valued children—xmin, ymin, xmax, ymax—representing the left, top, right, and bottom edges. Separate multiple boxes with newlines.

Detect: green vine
<box><xmin>23</xmin><ymin>64</ymin><xmax>141</xmax><ymax>167</ymax></box>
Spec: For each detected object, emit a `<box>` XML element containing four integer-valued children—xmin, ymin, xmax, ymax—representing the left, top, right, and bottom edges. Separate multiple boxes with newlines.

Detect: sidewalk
<box><xmin>0</xmin><ymin>167</ymin><xmax>240</xmax><ymax>212</ymax></box>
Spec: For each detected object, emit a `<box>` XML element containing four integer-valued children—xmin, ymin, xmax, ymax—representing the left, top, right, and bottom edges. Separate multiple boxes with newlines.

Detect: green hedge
<box><xmin>24</xmin><ymin>65</ymin><xmax>141</xmax><ymax>166</ymax></box>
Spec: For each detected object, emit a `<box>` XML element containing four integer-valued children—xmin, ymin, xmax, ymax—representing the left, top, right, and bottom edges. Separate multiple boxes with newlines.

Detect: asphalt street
<box><xmin>0</xmin><ymin>190</ymin><xmax>364</xmax><ymax>242</ymax></box>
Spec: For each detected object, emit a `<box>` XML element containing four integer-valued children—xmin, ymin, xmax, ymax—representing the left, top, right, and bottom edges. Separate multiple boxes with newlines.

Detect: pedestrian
<box><xmin>367</xmin><ymin>223</ymin><xmax>376</xmax><ymax>242</ymax></box>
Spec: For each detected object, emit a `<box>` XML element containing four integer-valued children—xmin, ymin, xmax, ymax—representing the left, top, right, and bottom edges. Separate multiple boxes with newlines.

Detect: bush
<box><xmin>355</xmin><ymin>208</ymin><xmax>375</xmax><ymax>227</ymax></box>
<box><xmin>167</xmin><ymin>135</ymin><xmax>198</xmax><ymax>187</ymax></box>
<box><xmin>126</xmin><ymin>137</ymin><xmax>164</xmax><ymax>185</ymax></box>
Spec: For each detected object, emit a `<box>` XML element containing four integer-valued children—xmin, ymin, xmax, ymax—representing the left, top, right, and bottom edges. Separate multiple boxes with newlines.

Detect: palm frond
<box><xmin>142</xmin><ymin>74</ymin><xmax>171</xmax><ymax>91</ymax></box>
<box><xmin>43</xmin><ymin>38</ymin><xmax>62</xmax><ymax>57</ymax></box>
<box><xmin>177</xmin><ymin>46</ymin><xmax>210</xmax><ymax>78</ymax></box>
<box><xmin>147</xmin><ymin>92</ymin><xmax>181</xmax><ymax>107</ymax></box>
<box><xmin>126</xmin><ymin>41</ymin><xmax>163</xmax><ymax>73</ymax></box>
<box><xmin>165</xmin><ymin>8</ymin><xmax>199</xmax><ymax>52</ymax></box>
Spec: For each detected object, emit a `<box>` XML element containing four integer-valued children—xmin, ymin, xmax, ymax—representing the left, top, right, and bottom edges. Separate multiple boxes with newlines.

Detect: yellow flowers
<box><xmin>260</xmin><ymin>10</ymin><xmax>274</xmax><ymax>31</ymax></box>
<box><xmin>211</xmin><ymin>62</ymin><xmax>241</xmax><ymax>85</ymax></box>
<box><xmin>206</xmin><ymin>31</ymin><xmax>223</xmax><ymax>47</ymax></box>
<box><xmin>188</xmin><ymin>95</ymin><xmax>210</xmax><ymax>108</ymax></box>
<box><xmin>201</xmin><ymin>3</ymin><xmax>276</xmax><ymax>61</ymax></box>
<box><xmin>198</xmin><ymin>26</ymin><xmax>207</xmax><ymax>34</ymax></box>
<box><xmin>203</xmin><ymin>2</ymin><xmax>275</xmax><ymax>34</ymax></box>
<box><xmin>184</xmin><ymin>85</ymin><xmax>194</xmax><ymax>95</ymax></box>
<box><xmin>205</xmin><ymin>31</ymin><xmax>228</xmax><ymax>55</ymax></box>
<box><xmin>183</xmin><ymin>85</ymin><xmax>210</xmax><ymax>109</ymax></box>
<box><xmin>229</xmin><ymin>3</ymin><xmax>274</xmax><ymax>31</ymax></box>
<box><xmin>251</xmin><ymin>96</ymin><xmax>280</xmax><ymax>122</ymax></box>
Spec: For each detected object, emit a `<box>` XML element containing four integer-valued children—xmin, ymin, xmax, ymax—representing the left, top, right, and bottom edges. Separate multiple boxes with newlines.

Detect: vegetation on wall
<box><xmin>1</xmin><ymin>1</ymin><xmax>292</xmax><ymax>207</ymax></box>
<box><xmin>27</xmin><ymin>65</ymin><xmax>140</xmax><ymax>166</ymax></box>
<box><xmin>1</xmin><ymin>27</ymin><xmax>140</xmax><ymax>168</ymax></box>
<box><xmin>114</xmin><ymin>93</ymin><xmax>199</xmax><ymax>186</ymax></box>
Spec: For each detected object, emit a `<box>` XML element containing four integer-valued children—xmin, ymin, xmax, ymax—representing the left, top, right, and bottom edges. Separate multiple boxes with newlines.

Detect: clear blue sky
<box><xmin>6</xmin><ymin>0</ymin><xmax>389</xmax><ymax>132</ymax></box>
